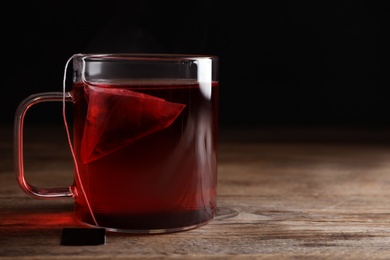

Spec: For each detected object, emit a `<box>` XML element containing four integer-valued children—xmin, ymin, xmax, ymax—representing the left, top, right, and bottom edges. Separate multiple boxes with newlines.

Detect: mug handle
<box><xmin>14</xmin><ymin>92</ymin><xmax>74</xmax><ymax>198</ymax></box>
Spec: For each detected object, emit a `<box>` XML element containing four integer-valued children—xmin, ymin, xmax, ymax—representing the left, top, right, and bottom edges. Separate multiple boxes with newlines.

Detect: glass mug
<box><xmin>14</xmin><ymin>53</ymin><xmax>219</xmax><ymax>233</ymax></box>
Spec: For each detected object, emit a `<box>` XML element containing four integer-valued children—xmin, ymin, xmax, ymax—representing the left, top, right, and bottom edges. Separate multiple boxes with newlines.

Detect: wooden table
<box><xmin>2</xmin><ymin>124</ymin><xmax>390</xmax><ymax>259</ymax></box>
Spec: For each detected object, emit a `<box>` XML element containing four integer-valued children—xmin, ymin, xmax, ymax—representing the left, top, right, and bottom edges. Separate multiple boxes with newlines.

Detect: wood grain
<box><xmin>2</xmin><ymin>124</ymin><xmax>390</xmax><ymax>259</ymax></box>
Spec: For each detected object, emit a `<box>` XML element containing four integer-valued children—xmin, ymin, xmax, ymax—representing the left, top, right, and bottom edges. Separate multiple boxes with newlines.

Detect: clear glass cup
<box><xmin>14</xmin><ymin>53</ymin><xmax>219</xmax><ymax>233</ymax></box>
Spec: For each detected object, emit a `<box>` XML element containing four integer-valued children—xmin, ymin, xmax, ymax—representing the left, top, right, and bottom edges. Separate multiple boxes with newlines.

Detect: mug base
<box><xmin>74</xmin><ymin>207</ymin><xmax>215</xmax><ymax>234</ymax></box>
<box><xmin>77</xmin><ymin>219</ymin><xmax>211</xmax><ymax>234</ymax></box>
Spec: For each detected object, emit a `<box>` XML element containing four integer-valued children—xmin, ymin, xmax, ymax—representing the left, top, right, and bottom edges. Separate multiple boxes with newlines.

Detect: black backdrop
<box><xmin>2</xmin><ymin>1</ymin><xmax>388</xmax><ymax>128</ymax></box>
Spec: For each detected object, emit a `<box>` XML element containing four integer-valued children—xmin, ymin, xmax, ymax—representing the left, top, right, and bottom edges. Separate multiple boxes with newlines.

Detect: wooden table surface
<box><xmin>2</xmin><ymin>124</ymin><xmax>390</xmax><ymax>259</ymax></box>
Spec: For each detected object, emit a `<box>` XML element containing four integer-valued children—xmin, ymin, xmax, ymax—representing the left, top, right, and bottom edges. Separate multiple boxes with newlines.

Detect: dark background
<box><xmin>2</xmin><ymin>1</ymin><xmax>389</xmax><ymax>130</ymax></box>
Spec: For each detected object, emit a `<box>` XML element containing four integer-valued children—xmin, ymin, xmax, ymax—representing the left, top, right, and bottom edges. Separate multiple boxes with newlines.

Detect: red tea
<box><xmin>71</xmin><ymin>80</ymin><xmax>219</xmax><ymax>232</ymax></box>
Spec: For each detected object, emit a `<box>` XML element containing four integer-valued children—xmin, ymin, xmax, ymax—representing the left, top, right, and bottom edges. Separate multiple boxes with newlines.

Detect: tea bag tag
<box><xmin>60</xmin><ymin>228</ymin><xmax>106</xmax><ymax>246</ymax></box>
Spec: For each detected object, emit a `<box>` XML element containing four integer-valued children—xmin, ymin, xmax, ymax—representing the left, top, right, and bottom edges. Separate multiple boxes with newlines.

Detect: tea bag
<box><xmin>81</xmin><ymin>85</ymin><xmax>186</xmax><ymax>163</ymax></box>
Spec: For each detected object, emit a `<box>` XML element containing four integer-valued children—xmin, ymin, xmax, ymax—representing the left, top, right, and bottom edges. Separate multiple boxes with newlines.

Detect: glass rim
<box><xmin>74</xmin><ymin>53</ymin><xmax>218</xmax><ymax>62</ymax></box>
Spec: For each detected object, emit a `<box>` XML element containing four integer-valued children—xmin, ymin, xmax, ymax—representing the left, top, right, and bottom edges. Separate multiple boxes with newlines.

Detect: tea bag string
<box><xmin>63</xmin><ymin>54</ymin><xmax>99</xmax><ymax>227</ymax></box>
